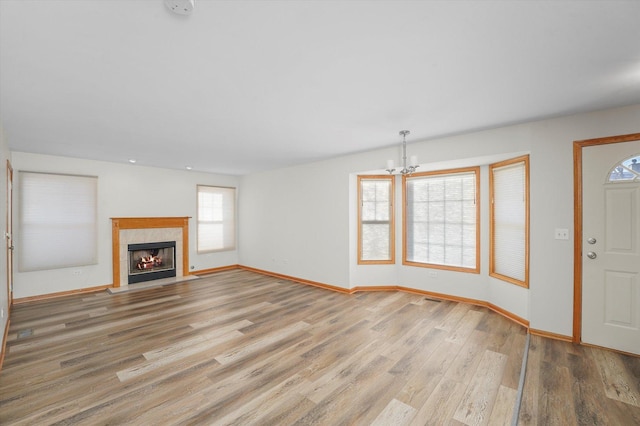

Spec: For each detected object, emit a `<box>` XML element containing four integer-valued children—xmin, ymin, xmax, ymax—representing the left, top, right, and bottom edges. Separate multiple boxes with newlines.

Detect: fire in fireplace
<box><xmin>128</xmin><ymin>241</ymin><xmax>176</xmax><ymax>284</ymax></box>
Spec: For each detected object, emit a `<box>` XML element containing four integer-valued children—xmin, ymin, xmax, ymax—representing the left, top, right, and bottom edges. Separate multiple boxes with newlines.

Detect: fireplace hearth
<box><xmin>128</xmin><ymin>241</ymin><xmax>176</xmax><ymax>284</ymax></box>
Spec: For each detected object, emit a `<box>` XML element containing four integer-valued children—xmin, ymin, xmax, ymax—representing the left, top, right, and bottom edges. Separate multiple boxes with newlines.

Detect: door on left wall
<box><xmin>6</xmin><ymin>161</ymin><xmax>13</xmax><ymax>306</ymax></box>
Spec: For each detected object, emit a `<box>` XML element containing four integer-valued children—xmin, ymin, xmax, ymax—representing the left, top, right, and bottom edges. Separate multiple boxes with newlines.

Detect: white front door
<box><xmin>582</xmin><ymin>139</ymin><xmax>640</xmax><ymax>355</ymax></box>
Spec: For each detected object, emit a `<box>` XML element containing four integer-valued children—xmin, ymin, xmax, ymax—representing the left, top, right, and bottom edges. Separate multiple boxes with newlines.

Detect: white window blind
<box><xmin>491</xmin><ymin>158</ymin><xmax>528</xmax><ymax>285</ymax></box>
<box><xmin>358</xmin><ymin>176</ymin><xmax>394</xmax><ymax>263</ymax></box>
<box><xmin>197</xmin><ymin>185</ymin><xmax>235</xmax><ymax>253</ymax></box>
<box><xmin>405</xmin><ymin>169</ymin><xmax>478</xmax><ymax>271</ymax></box>
<box><xmin>19</xmin><ymin>172</ymin><xmax>97</xmax><ymax>272</ymax></box>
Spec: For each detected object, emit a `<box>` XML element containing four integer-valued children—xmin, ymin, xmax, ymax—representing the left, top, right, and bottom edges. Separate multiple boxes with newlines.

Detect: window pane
<box><xmin>607</xmin><ymin>155</ymin><xmax>640</xmax><ymax>182</ymax></box>
<box><xmin>405</xmin><ymin>169</ymin><xmax>478</xmax><ymax>271</ymax></box>
<box><xmin>362</xmin><ymin>224</ymin><xmax>390</xmax><ymax>260</ymax></box>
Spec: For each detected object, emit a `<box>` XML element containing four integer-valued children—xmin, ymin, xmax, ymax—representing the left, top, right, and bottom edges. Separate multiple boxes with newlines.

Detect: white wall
<box><xmin>240</xmin><ymin>104</ymin><xmax>640</xmax><ymax>337</ymax></box>
<box><xmin>239</xmin><ymin>158</ymin><xmax>352</xmax><ymax>287</ymax></box>
<box><xmin>0</xmin><ymin>121</ymin><xmax>9</xmax><ymax>339</ymax></box>
<box><xmin>11</xmin><ymin>153</ymin><xmax>240</xmax><ymax>298</ymax></box>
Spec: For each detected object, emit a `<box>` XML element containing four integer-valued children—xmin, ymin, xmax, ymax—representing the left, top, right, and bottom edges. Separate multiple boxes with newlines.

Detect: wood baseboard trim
<box><xmin>192</xmin><ymin>265</ymin><xmax>240</xmax><ymax>276</ymax></box>
<box><xmin>487</xmin><ymin>303</ymin><xmax>529</xmax><ymax>328</ymax></box>
<box><xmin>351</xmin><ymin>286</ymin><xmax>397</xmax><ymax>293</ymax></box>
<box><xmin>13</xmin><ymin>285</ymin><xmax>112</xmax><ymax>304</ymax></box>
<box><xmin>239</xmin><ymin>266</ymin><xmax>351</xmax><ymax>294</ymax></box>
<box><xmin>529</xmin><ymin>328</ymin><xmax>573</xmax><ymax>342</ymax></box>
<box><xmin>397</xmin><ymin>286</ymin><xmax>486</xmax><ymax>306</ymax></box>
<box><xmin>0</xmin><ymin>318</ymin><xmax>9</xmax><ymax>373</ymax></box>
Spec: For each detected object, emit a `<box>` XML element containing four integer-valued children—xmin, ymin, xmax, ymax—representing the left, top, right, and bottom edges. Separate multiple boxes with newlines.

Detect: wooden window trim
<box><xmin>402</xmin><ymin>166</ymin><xmax>480</xmax><ymax>274</ymax></box>
<box><xmin>489</xmin><ymin>155</ymin><xmax>530</xmax><ymax>288</ymax></box>
<box><xmin>357</xmin><ymin>175</ymin><xmax>395</xmax><ymax>265</ymax></box>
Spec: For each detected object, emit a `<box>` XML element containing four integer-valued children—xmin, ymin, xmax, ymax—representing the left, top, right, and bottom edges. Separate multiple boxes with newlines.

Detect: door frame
<box><xmin>573</xmin><ymin>132</ymin><xmax>640</xmax><ymax>344</ymax></box>
<box><xmin>5</xmin><ymin>160</ymin><xmax>12</xmax><ymax>308</ymax></box>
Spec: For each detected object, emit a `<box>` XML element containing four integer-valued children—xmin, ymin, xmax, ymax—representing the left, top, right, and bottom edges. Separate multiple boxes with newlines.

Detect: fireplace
<box><xmin>127</xmin><ymin>241</ymin><xmax>176</xmax><ymax>284</ymax></box>
<box><xmin>111</xmin><ymin>217</ymin><xmax>189</xmax><ymax>288</ymax></box>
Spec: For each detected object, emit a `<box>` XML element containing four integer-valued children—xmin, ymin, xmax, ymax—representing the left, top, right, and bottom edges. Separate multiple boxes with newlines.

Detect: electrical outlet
<box><xmin>554</xmin><ymin>228</ymin><xmax>569</xmax><ymax>240</ymax></box>
<box><xmin>428</xmin><ymin>271</ymin><xmax>437</xmax><ymax>277</ymax></box>
<box><xmin>72</xmin><ymin>269</ymin><xmax>82</xmax><ymax>276</ymax></box>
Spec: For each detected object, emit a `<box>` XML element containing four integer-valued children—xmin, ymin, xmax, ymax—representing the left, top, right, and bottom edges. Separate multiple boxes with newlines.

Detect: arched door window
<box><xmin>607</xmin><ymin>154</ymin><xmax>640</xmax><ymax>182</ymax></box>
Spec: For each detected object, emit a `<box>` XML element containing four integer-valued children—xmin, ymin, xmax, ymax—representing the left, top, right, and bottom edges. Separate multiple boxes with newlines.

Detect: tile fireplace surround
<box><xmin>111</xmin><ymin>217</ymin><xmax>190</xmax><ymax>287</ymax></box>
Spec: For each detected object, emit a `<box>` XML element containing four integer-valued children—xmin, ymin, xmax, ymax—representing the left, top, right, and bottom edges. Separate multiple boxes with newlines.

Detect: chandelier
<box><xmin>386</xmin><ymin>130</ymin><xmax>419</xmax><ymax>175</ymax></box>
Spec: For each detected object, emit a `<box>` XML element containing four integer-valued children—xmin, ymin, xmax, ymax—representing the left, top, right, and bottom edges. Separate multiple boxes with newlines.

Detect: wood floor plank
<box><xmin>501</xmin><ymin>329</ymin><xmax>526</xmax><ymax>390</ymax></box>
<box><xmin>444</xmin><ymin>330</ymin><xmax>487</xmax><ymax>384</ymax></box>
<box><xmin>381</xmin><ymin>318</ymin><xmax>434</xmax><ymax>361</ymax></box>
<box><xmin>116</xmin><ymin>329</ymin><xmax>242</xmax><ymax>382</ymax></box>
<box><xmin>591</xmin><ymin>346</ymin><xmax>640</xmax><ymax>407</ymax></box>
<box><xmin>388</xmin><ymin>327</ymin><xmax>447</xmax><ymax>379</ymax></box>
<box><xmin>294</xmin><ymin>356</ymin><xmax>397</xmax><ymax>425</ymax></box>
<box><xmin>452</xmin><ymin>349</ymin><xmax>508</xmax><ymax>425</ymax></box>
<box><xmin>538</xmin><ymin>361</ymin><xmax>579</xmax><ymax>425</ymax></box>
<box><xmin>487</xmin><ymin>385</ymin><xmax>517</xmax><ymax>426</ymax></box>
<box><xmin>435</xmin><ymin>302</ymin><xmax>470</xmax><ymax>332</ymax></box>
<box><xmin>208</xmin><ymin>373</ymin><xmax>308</xmax><ymax>426</ymax></box>
<box><xmin>213</xmin><ymin>320</ymin><xmax>310</xmax><ymax>365</ymax></box>
<box><xmin>396</xmin><ymin>340</ymin><xmax>458</xmax><ymax>409</ymax></box>
<box><xmin>371</xmin><ymin>398</ymin><xmax>417</xmax><ymax>426</ymax></box>
<box><xmin>144</xmin><ymin>319</ymin><xmax>253</xmax><ymax>360</ymax></box>
<box><xmin>566</xmin><ymin>350</ymin><xmax>611</xmax><ymax>425</ymax></box>
<box><xmin>297</xmin><ymin>340</ymin><xmax>386</xmax><ymax>404</ymax></box>
<box><xmin>409</xmin><ymin>377</ymin><xmax>468</xmax><ymax>426</ymax></box>
<box><xmin>445</xmin><ymin>309</ymin><xmax>485</xmax><ymax>345</ymax></box>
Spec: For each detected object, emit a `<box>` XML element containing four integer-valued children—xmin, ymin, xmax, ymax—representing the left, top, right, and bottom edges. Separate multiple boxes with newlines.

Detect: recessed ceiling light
<box><xmin>128</xmin><ymin>159</ymin><xmax>137</xmax><ymax>164</ymax></box>
<box><xmin>185</xmin><ymin>166</ymin><xmax>193</xmax><ymax>170</ymax></box>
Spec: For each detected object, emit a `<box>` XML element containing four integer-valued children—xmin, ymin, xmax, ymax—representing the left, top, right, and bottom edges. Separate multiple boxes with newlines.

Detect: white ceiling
<box><xmin>1</xmin><ymin>1</ymin><xmax>639</xmax><ymax>175</ymax></box>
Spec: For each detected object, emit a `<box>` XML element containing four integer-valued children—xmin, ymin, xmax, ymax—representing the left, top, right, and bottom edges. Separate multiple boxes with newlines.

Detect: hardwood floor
<box><xmin>0</xmin><ymin>269</ymin><xmax>638</xmax><ymax>425</ymax></box>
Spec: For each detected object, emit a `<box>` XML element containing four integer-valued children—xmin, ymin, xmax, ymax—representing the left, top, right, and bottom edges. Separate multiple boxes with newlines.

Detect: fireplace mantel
<box><xmin>111</xmin><ymin>217</ymin><xmax>190</xmax><ymax>287</ymax></box>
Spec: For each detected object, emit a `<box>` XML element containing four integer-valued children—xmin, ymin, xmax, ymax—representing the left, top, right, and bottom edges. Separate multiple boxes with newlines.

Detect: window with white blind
<box><xmin>358</xmin><ymin>175</ymin><xmax>394</xmax><ymax>264</ymax></box>
<box><xmin>490</xmin><ymin>156</ymin><xmax>529</xmax><ymax>287</ymax></box>
<box><xmin>19</xmin><ymin>172</ymin><xmax>97</xmax><ymax>272</ymax></box>
<box><xmin>197</xmin><ymin>185</ymin><xmax>236</xmax><ymax>253</ymax></box>
<box><xmin>404</xmin><ymin>167</ymin><xmax>480</xmax><ymax>272</ymax></box>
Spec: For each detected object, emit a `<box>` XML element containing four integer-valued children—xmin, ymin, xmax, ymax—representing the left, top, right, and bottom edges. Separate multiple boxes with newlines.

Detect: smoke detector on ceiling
<box><xmin>165</xmin><ymin>0</ymin><xmax>195</xmax><ymax>15</ymax></box>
